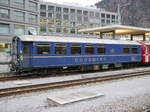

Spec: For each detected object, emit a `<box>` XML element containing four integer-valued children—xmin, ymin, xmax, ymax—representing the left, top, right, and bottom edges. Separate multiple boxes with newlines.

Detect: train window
<box><xmin>123</xmin><ymin>47</ymin><xmax>130</xmax><ymax>54</ymax></box>
<box><xmin>36</xmin><ymin>44</ymin><xmax>50</xmax><ymax>54</ymax></box>
<box><xmin>85</xmin><ymin>45</ymin><xmax>94</xmax><ymax>54</ymax></box>
<box><xmin>23</xmin><ymin>43</ymin><xmax>29</xmax><ymax>54</ymax></box>
<box><xmin>55</xmin><ymin>44</ymin><xmax>66</xmax><ymax>55</ymax></box>
<box><xmin>97</xmin><ymin>45</ymin><xmax>105</xmax><ymax>54</ymax></box>
<box><xmin>132</xmin><ymin>46</ymin><xmax>138</xmax><ymax>54</ymax></box>
<box><xmin>71</xmin><ymin>45</ymin><xmax>81</xmax><ymax>55</ymax></box>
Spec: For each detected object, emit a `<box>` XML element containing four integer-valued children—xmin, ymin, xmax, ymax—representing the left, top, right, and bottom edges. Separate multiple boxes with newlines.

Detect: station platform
<box><xmin>0</xmin><ymin>67</ymin><xmax>150</xmax><ymax>90</ymax></box>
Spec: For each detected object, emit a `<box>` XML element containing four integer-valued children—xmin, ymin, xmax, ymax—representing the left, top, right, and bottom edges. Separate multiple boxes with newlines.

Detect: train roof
<box><xmin>17</xmin><ymin>35</ymin><xmax>140</xmax><ymax>45</ymax></box>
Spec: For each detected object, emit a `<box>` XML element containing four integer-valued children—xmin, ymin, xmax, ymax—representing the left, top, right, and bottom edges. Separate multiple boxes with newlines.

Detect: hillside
<box><xmin>95</xmin><ymin>0</ymin><xmax>150</xmax><ymax>28</ymax></box>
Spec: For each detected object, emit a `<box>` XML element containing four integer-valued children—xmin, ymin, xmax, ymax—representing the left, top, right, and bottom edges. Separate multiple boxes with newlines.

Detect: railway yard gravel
<box><xmin>0</xmin><ymin>75</ymin><xmax>150</xmax><ymax>112</ymax></box>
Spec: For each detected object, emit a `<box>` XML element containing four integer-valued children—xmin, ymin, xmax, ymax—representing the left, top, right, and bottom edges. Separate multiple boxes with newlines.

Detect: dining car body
<box><xmin>11</xmin><ymin>35</ymin><xmax>142</xmax><ymax>72</ymax></box>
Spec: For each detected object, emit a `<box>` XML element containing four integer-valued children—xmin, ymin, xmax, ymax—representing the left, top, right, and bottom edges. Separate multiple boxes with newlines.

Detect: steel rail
<box><xmin>0</xmin><ymin>71</ymin><xmax>150</xmax><ymax>97</ymax></box>
<box><xmin>0</xmin><ymin>66</ymin><xmax>149</xmax><ymax>82</ymax></box>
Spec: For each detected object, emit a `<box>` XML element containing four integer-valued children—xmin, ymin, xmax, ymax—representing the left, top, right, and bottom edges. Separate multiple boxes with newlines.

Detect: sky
<box><xmin>42</xmin><ymin>0</ymin><xmax>101</xmax><ymax>6</ymax></box>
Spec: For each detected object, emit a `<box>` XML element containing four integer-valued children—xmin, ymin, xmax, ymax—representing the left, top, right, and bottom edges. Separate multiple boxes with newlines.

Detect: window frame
<box><xmin>0</xmin><ymin>23</ymin><xmax>9</xmax><ymax>35</ymax></box>
<box><xmin>36</xmin><ymin>43</ymin><xmax>50</xmax><ymax>55</ymax></box>
<box><xmin>97</xmin><ymin>45</ymin><xmax>105</xmax><ymax>54</ymax></box>
<box><xmin>132</xmin><ymin>46</ymin><xmax>138</xmax><ymax>54</ymax></box>
<box><xmin>71</xmin><ymin>44</ymin><xmax>81</xmax><ymax>55</ymax></box>
<box><xmin>0</xmin><ymin>8</ymin><xmax>9</xmax><ymax>19</ymax></box>
<box><xmin>29</xmin><ymin>2</ymin><xmax>37</xmax><ymax>12</ymax></box>
<box><xmin>85</xmin><ymin>44</ymin><xmax>94</xmax><ymax>55</ymax></box>
<box><xmin>55</xmin><ymin>43</ymin><xmax>67</xmax><ymax>55</ymax></box>
<box><xmin>123</xmin><ymin>46</ymin><xmax>130</xmax><ymax>54</ymax></box>
<box><xmin>23</xmin><ymin>42</ymin><xmax>30</xmax><ymax>54</ymax></box>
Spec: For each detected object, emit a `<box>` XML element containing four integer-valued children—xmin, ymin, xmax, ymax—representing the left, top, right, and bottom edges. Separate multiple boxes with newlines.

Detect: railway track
<box><xmin>0</xmin><ymin>66</ymin><xmax>148</xmax><ymax>82</ymax></box>
<box><xmin>0</xmin><ymin>70</ymin><xmax>150</xmax><ymax>97</ymax></box>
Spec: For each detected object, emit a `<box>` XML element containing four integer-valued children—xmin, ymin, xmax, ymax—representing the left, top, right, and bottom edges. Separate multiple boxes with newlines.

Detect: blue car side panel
<box><xmin>18</xmin><ymin>41</ymin><xmax>142</xmax><ymax>69</ymax></box>
<box><xmin>31</xmin><ymin>55</ymin><xmax>141</xmax><ymax>67</ymax></box>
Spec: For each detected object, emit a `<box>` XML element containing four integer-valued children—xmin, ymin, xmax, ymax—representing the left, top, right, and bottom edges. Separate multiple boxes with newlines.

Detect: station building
<box><xmin>0</xmin><ymin>0</ymin><xmax>119</xmax><ymax>37</ymax></box>
<box><xmin>0</xmin><ymin>0</ymin><xmax>39</xmax><ymax>52</ymax></box>
<box><xmin>0</xmin><ymin>0</ymin><xmax>39</xmax><ymax>36</ymax></box>
<box><xmin>39</xmin><ymin>1</ymin><xmax>119</xmax><ymax>36</ymax></box>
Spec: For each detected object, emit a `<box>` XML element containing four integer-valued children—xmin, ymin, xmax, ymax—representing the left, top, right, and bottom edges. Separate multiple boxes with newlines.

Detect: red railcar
<box><xmin>138</xmin><ymin>41</ymin><xmax>150</xmax><ymax>63</ymax></box>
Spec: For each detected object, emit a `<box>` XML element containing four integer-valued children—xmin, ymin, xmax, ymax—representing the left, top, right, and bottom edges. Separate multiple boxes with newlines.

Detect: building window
<box><xmin>23</xmin><ymin>43</ymin><xmax>29</xmax><ymax>54</ymax></box>
<box><xmin>40</xmin><ymin>12</ymin><xmax>46</xmax><ymax>17</ymax></box>
<box><xmin>77</xmin><ymin>10</ymin><xmax>82</xmax><ymax>15</ymax></box>
<box><xmin>95</xmin><ymin>12</ymin><xmax>100</xmax><ymax>18</ymax></box>
<box><xmin>36</xmin><ymin>44</ymin><xmax>50</xmax><ymax>55</ymax></box>
<box><xmin>56</xmin><ymin>20</ymin><xmax>61</xmax><ymax>25</ymax></box>
<box><xmin>70</xmin><ymin>9</ymin><xmax>75</xmax><ymax>14</ymax></box>
<box><xmin>0</xmin><ymin>0</ymin><xmax>9</xmax><ymax>5</ymax></box>
<box><xmin>101</xmin><ymin>13</ymin><xmax>105</xmax><ymax>18</ymax></box>
<box><xmin>14</xmin><ymin>11</ymin><xmax>24</xmax><ymax>22</ymax></box>
<box><xmin>55</xmin><ymin>44</ymin><xmax>66</xmax><ymax>55</ymax></box>
<box><xmin>90</xmin><ymin>12</ymin><xmax>94</xmax><ymax>17</ymax></box>
<box><xmin>111</xmin><ymin>20</ymin><xmax>115</xmax><ymax>24</ymax></box>
<box><xmin>48</xmin><ymin>19</ymin><xmax>54</xmax><ymax>24</ymax></box>
<box><xmin>63</xmin><ymin>21</ymin><xmax>69</xmax><ymax>26</ymax></box>
<box><xmin>132</xmin><ymin>46</ymin><xmax>138</xmax><ymax>54</ymax></box>
<box><xmin>70</xmin><ymin>29</ymin><xmax>75</xmax><ymax>34</ymax></box>
<box><xmin>84</xmin><ymin>17</ymin><xmax>88</xmax><ymax>22</ymax></box>
<box><xmin>71</xmin><ymin>45</ymin><xmax>81</xmax><ymax>55</ymax></box>
<box><xmin>48</xmin><ymin>27</ymin><xmax>54</xmax><ymax>32</ymax></box>
<box><xmin>63</xmin><ymin>28</ymin><xmax>69</xmax><ymax>33</ymax></box>
<box><xmin>56</xmin><ymin>13</ymin><xmax>62</xmax><ymax>19</ymax></box>
<box><xmin>29</xmin><ymin>14</ymin><xmax>37</xmax><ymax>24</ymax></box>
<box><xmin>89</xmin><ymin>23</ymin><xmax>94</xmax><ymax>27</ymax></box>
<box><xmin>77</xmin><ymin>16</ymin><xmax>82</xmax><ymax>23</ymax></box>
<box><xmin>27</xmin><ymin>27</ymin><xmax>37</xmax><ymax>35</ymax></box>
<box><xmin>70</xmin><ymin>15</ymin><xmax>75</xmax><ymax>21</ymax></box>
<box><xmin>116</xmin><ymin>16</ymin><xmax>118</xmax><ymax>20</ymax></box>
<box><xmin>85</xmin><ymin>45</ymin><xmax>94</xmax><ymax>54</ymax></box>
<box><xmin>56</xmin><ymin>7</ymin><xmax>61</xmax><ymax>12</ymax></box>
<box><xmin>106</xmin><ymin>20</ymin><xmax>110</xmax><ymax>24</ymax></box>
<box><xmin>0</xmin><ymin>8</ymin><xmax>9</xmax><ymax>19</ymax></box>
<box><xmin>106</xmin><ymin>14</ymin><xmax>110</xmax><ymax>18</ymax></box>
<box><xmin>40</xmin><ymin>5</ymin><xmax>46</xmax><ymax>10</ymax></box>
<box><xmin>70</xmin><ymin>21</ymin><xmax>75</xmax><ymax>27</ymax></box>
<box><xmin>40</xmin><ymin>18</ymin><xmax>47</xmax><ymax>24</ymax></box>
<box><xmin>14</xmin><ymin>0</ymin><xmax>25</xmax><ymax>8</ymax></box>
<box><xmin>112</xmin><ymin>15</ymin><xmax>115</xmax><ymax>19</ymax></box>
<box><xmin>97</xmin><ymin>45</ymin><xmax>105</xmax><ymax>54</ymax></box>
<box><xmin>14</xmin><ymin>25</ymin><xmax>25</xmax><ymax>35</ymax></box>
<box><xmin>101</xmin><ymin>19</ymin><xmax>105</xmax><ymax>23</ymax></box>
<box><xmin>48</xmin><ymin>13</ymin><xmax>53</xmax><ymax>18</ymax></box>
<box><xmin>48</xmin><ymin>6</ymin><xmax>54</xmax><ymax>11</ymax></box>
<box><xmin>63</xmin><ymin>8</ymin><xmax>69</xmax><ymax>13</ymax></box>
<box><xmin>0</xmin><ymin>23</ymin><xmax>9</xmax><ymax>35</ymax></box>
<box><xmin>56</xmin><ymin>28</ymin><xmax>61</xmax><ymax>32</ymax></box>
<box><xmin>63</xmin><ymin>14</ymin><xmax>69</xmax><ymax>20</ymax></box>
<box><xmin>83</xmin><ymin>11</ymin><xmax>88</xmax><ymax>16</ymax></box>
<box><xmin>40</xmin><ymin>26</ymin><xmax>46</xmax><ymax>32</ymax></box>
<box><xmin>29</xmin><ymin>2</ymin><xmax>37</xmax><ymax>12</ymax></box>
<box><xmin>123</xmin><ymin>46</ymin><xmax>130</xmax><ymax>54</ymax></box>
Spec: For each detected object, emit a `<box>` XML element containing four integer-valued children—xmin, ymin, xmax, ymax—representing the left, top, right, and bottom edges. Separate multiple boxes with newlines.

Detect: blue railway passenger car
<box><xmin>11</xmin><ymin>35</ymin><xmax>142</xmax><ymax>72</ymax></box>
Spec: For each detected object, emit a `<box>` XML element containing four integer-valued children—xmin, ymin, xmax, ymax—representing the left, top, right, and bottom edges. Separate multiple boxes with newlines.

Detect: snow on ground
<box><xmin>0</xmin><ymin>52</ymin><xmax>11</xmax><ymax>73</ymax></box>
<box><xmin>0</xmin><ymin>65</ymin><xmax>10</xmax><ymax>73</ymax></box>
<box><xmin>0</xmin><ymin>75</ymin><xmax>150</xmax><ymax>112</ymax></box>
<box><xmin>0</xmin><ymin>52</ymin><xmax>11</xmax><ymax>63</ymax></box>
